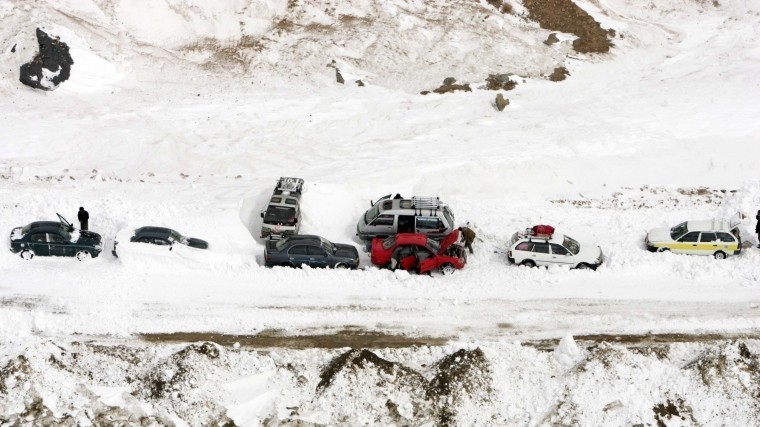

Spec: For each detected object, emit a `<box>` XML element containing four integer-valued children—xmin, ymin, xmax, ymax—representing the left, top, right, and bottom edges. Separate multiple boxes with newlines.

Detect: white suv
<box><xmin>507</xmin><ymin>226</ymin><xmax>604</xmax><ymax>270</ymax></box>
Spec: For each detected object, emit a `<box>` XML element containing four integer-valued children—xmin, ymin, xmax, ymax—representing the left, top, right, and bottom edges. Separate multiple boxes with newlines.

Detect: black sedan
<box><xmin>10</xmin><ymin>214</ymin><xmax>103</xmax><ymax>261</ymax></box>
<box><xmin>264</xmin><ymin>235</ymin><xmax>360</xmax><ymax>269</ymax></box>
<box><xmin>130</xmin><ymin>226</ymin><xmax>208</xmax><ymax>249</ymax></box>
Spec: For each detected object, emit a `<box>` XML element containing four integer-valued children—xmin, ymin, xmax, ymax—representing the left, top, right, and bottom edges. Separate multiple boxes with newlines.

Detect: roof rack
<box><xmin>410</xmin><ymin>196</ymin><xmax>443</xmax><ymax>210</ymax></box>
<box><xmin>274</xmin><ymin>177</ymin><xmax>304</xmax><ymax>195</ymax></box>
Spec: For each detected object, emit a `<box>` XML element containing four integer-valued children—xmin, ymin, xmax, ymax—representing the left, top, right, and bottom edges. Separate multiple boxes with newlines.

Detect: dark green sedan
<box><xmin>9</xmin><ymin>214</ymin><xmax>103</xmax><ymax>261</ymax></box>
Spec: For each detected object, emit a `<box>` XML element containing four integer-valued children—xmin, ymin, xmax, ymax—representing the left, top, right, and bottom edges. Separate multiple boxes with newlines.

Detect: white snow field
<box><xmin>1</xmin><ymin>0</ymin><xmax>760</xmax><ymax>425</ymax></box>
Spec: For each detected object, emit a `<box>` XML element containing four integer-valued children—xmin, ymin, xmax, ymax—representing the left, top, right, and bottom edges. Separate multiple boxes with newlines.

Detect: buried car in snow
<box><xmin>645</xmin><ymin>219</ymin><xmax>741</xmax><ymax>259</ymax></box>
<box><xmin>264</xmin><ymin>235</ymin><xmax>360</xmax><ymax>269</ymax></box>
<box><xmin>507</xmin><ymin>225</ymin><xmax>604</xmax><ymax>270</ymax></box>
<box><xmin>130</xmin><ymin>226</ymin><xmax>208</xmax><ymax>249</ymax></box>
<box><xmin>370</xmin><ymin>229</ymin><xmax>466</xmax><ymax>275</ymax></box>
<box><xmin>260</xmin><ymin>177</ymin><xmax>304</xmax><ymax>240</ymax></box>
<box><xmin>9</xmin><ymin>214</ymin><xmax>103</xmax><ymax>261</ymax></box>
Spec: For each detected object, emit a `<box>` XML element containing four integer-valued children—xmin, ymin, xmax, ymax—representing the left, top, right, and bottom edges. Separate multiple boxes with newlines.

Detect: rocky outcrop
<box><xmin>19</xmin><ymin>28</ymin><xmax>74</xmax><ymax>91</ymax></box>
<box><xmin>421</xmin><ymin>78</ymin><xmax>472</xmax><ymax>95</ymax></box>
<box><xmin>486</xmin><ymin>73</ymin><xmax>517</xmax><ymax>91</ymax></box>
<box><xmin>522</xmin><ymin>0</ymin><xmax>611</xmax><ymax>54</ymax></box>
<box><xmin>548</xmin><ymin>66</ymin><xmax>570</xmax><ymax>82</ymax></box>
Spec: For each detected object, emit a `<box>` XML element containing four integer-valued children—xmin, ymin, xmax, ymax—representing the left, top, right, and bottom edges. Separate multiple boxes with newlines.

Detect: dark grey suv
<box><xmin>264</xmin><ymin>235</ymin><xmax>360</xmax><ymax>269</ymax></box>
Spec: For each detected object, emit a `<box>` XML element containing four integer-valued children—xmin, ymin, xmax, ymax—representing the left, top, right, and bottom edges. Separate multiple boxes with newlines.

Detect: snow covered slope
<box><xmin>1</xmin><ymin>0</ymin><xmax>759</xmax><ymax>424</ymax></box>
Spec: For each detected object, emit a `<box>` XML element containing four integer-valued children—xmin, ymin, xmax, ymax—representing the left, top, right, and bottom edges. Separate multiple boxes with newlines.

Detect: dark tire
<box><xmin>439</xmin><ymin>263</ymin><xmax>456</xmax><ymax>275</ymax></box>
<box><xmin>520</xmin><ymin>259</ymin><xmax>536</xmax><ymax>268</ymax></box>
<box><xmin>76</xmin><ymin>251</ymin><xmax>91</xmax><ymax>261</ymax></box>
<box><xmin>714</xmin><ymin>251</ymin><xmax>727</xmax><ymax>260</ymax></box>
<box><xmin>334</xmin><ymin>263</ymin><xmax>348</xmax><ymax>269</ymax></box>
<box><xmin>657</xmin><ymin>247</ymin><xmax>670</xmax><ymax>253</ymax></box>
<box><xmin>576</xmin><ymin>263</ymin><xmax>590</xmax><ymax>270</ymax></box>
<box><xmin>20</xmin><ymin>250</ymin><xmax>33</xmax><ymax>260</ymax></box>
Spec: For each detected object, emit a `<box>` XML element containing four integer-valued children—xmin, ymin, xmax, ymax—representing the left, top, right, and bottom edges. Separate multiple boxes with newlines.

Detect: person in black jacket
<box><xmin>78</xmin><ymin>206</ymin><xmax>89</xmax><ymax>231</ymax></box>
<box><xmin>756</xmin><ymin>210</ymin><xmax>760</xmax><ymax>248</ymax></box>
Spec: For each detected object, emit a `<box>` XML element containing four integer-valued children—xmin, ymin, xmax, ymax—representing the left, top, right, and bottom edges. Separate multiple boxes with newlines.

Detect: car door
<box><xmin>550</xmin><ymin>244</ymin><xmax>575</xmax><ymax>266</ymax></box>
<box><xmin>307</xmin><ymin>246</ymin><xmax>330</xmax><ymax>268</ymax></box>
<box><xmin>370</xmin><ymin>214</ymin><xmax>395</xmax><ymax>237</ymax></box>
<box><xmin>531</xmin><ymin>242</ymin><xmax>552</xmax><ymax>266</ymax></box>
<box><xmin>676</xmin><ymin>232</ymin><xmax>701</xmax><ymax>254</ymax></box>
<box><xmin>47</xmin><ymin>232</ymin><xmax>72</xmax><ymax>257</ymax></box>
<box><xmin>416</xmin><ymin>246</ymin><xmax>439</xmax><ymax>273</ymax></box>
<box><xmin>28</xmin><ymin>232</ymin><xmax>49</xmax><ymax>256</ymax></box>
<box><xmin>287</xmin><ymin>245</ymin><xmax>309</xmax><ymax>267</ymax></box>
<box><xmin>697</xmin><ymin>232</ymin><xmax>719</xmax><ymax>255</ymax></box>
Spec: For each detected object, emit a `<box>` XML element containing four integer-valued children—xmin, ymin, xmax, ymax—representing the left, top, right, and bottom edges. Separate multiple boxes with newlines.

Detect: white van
<box><xmin>356</xmin><ymin>196</ymin><xmax>456</xmax><ymax>241</ymax></box>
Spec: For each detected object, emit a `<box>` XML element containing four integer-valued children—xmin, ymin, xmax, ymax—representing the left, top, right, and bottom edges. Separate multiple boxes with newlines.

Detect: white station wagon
<box><xmin>645</xmin><ymin>218</ymin><xmax>742</xmax><ymax>259</ymax></box>
<box><xmin>507</xmin><ymin>226</ymin><xmax>604</xmax><ymax>270</ymax></box>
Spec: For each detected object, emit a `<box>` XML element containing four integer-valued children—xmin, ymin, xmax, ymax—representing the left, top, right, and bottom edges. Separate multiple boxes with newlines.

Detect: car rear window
<box><xmin>716</xmin><ymin>232</ymin><xmax>735</xmax><ymax>242</ymax></box>
<box><xmin>515</xmin><ymin>242</ymin><xmax>532</xmax><ymax>251</ymax></box>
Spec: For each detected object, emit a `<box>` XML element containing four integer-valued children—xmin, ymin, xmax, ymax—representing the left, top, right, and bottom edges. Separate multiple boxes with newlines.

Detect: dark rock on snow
<box><xmin>335</xmin><ymin>69</ymin><xmax>345</xmax><ymax>84</ymax></box>
<box><xmin>11</xmin><ymin>43</ymin><xmax>16</xmax><ymax>53</ymax></box>
<box><xmin>548</xmin><ymin>66</ymin><xmax>570</xmax><ymax>82</ymax></box>
<box><xmin>19</xmin><ymin>28</ymin><xmax>74</xmax><ymax>91</ymax></box>
<box><xmin>443</xmin><ymin>77</ymin><xmax>457</xmax><ymax>85</ymax></box>
<box><xmin>544</xmin><ymin>33</ymin><xmax>560</xmax><ymax>46</ymax></box>
<box><xmin>485</xmin><ymin>73</ymin><xmax>517</xmax><ymax>91</ymax></box>
<box><xmin>495</xmin><ymin>93</ymin><xmax>509</xmax><ymax>111</ymax></box>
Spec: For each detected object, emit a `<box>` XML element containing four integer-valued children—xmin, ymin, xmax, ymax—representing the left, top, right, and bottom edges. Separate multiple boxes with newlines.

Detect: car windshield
<box><xmin>169</xmin><ymin>230</ymin><xmax>187</xmax><ymax>244</ymax></box>
<box><xmin>364</xmin><ymin>204</ymin><xmax>381</xmax><ymax>224</ymax></box>
<box><xmin>426</xmin><ymin>238</ymin><xmax>440</xmax><ymax>254</ymax></box>
<box><xmin>264</xmin><ymin>206</ymin><xmax>297</xmax><ymax>225</ymax></box>
<box><xmin>319</xmin><ymin>237</ymin><xmax>335</xmax><ymax>253</ymax></box>
<box><xmin>274</xmin><ymin>237</ymin><xmax>291</xmax><ymax>251</ymax></box>
<box><xmin>443</xmin><ymin>206</ymin><xmax>455</xmax><ymax>229</ymax></box>
<box><xmin>563</xmin><ymin>236</ymin><xmax>580</xmax><ymax>255</ymax></box>
<box><xmin>381</xmin><ymin>236</ymin><xmax>397</xmax><ymax>250</ymax></box>
<box><xmin>670</xmin><ymin>222</ymin><xmax>688</xmax><ymax>240</ymax></box>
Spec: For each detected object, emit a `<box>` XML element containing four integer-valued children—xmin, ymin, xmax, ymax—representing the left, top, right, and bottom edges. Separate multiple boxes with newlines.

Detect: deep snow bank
<box><xmin>0</xmin><ymin>337</ymin><xmax>758</xmax><ymax>426</ymax></box>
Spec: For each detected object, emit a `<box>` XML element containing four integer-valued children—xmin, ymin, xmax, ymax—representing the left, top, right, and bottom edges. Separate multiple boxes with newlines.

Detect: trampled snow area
<box><xmin>1</xmin><ymin>0</ymin><xmax>760</xmax><ymax>425</ymax></box>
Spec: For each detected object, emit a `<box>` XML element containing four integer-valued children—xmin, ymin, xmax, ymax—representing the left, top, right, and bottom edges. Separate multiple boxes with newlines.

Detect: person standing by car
<box><xmin>459</xmin><ymin>226</ymin><xmax>476</xmax><ymax>254</ymax></box>
<box><xmin>78</xmin><ymin>206</ymin><xmax>89</xmax><ymax>231</ymax></box>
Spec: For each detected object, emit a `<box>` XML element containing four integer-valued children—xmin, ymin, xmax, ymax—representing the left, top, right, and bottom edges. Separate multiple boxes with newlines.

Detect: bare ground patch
<box><xmin>140</xmin><ymin>329</ymin><xmax>450</xmax><ymax>349</ymax></box>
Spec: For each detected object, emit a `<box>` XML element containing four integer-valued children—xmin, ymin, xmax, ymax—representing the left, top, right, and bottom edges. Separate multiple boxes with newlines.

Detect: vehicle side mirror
<box><xmin>293</xmin><ymin>218</ymin><xmax>298</xmax><ymax>224</ymax></box>
<box><xmin>260</xmin><ymin>211</ymin><xmax>264</xmax><ymax>218</ymax></box>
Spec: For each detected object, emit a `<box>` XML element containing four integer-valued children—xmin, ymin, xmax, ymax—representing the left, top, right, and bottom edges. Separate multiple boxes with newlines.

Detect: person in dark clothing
<box><xmin>756</xmin><ymin>210</ymin><xmax>760</xmax><ymax>248</ymax></box>
<box><xmin>78</xmin><ymin>206</ymin><xmax>89</xmax><ymax>231</ymax></box>
<box><xmin>458</xmin><ymin>226</ymin><xmax>476</xmax><ymax>254</ymax></box>
<box><xmin>393</xmin><ymin>193</ymin><xmax>403</xmax><ymax>200</ymax></box>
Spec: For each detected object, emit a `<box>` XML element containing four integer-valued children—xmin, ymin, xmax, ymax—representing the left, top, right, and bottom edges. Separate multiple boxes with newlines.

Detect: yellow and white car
<box><xmin>645</xmin><ymin>219</ymin><xmax>742</xmax><ymax>259</ymax></box>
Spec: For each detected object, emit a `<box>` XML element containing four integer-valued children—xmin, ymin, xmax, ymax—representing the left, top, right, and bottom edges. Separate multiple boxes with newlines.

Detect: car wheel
<box><xmin>20</xmin><ymin>250</ymin><xmax>33</xmax><ymax>260</ymax></box>
<box><xmin>520</xmin><ymin>260</ymin><xmax>536</xmax><ymax>268</ymax></box>
<box><xmin>576</xmin><ymin>263</ymin><xmax>590</xmax><ymax>270</ymax></box>
<box><xmin>76</xmin><ymin>251</ymin><xmax>91</xmax><ymax>261</ymax></box>
<box><xmin>334</xmin><ymin>263</ymin><xmax>348</xmax><ymax>269</ymax></box>
<box><xmin>714</xmin><ymin>251</ymin><xmax>727</xmax><ymax>260</ymax></box>
<box><xmin>439</xmin><ymin>263</ymin><xmax>456</xmax><ymax>275</ymax></box>
<box><xmin>657</xmin><ymin>247</ymin><xmax>670</xmax><ymax>253</ymax></box>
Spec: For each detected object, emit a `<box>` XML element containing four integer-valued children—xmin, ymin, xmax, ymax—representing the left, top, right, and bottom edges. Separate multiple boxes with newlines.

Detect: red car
<box><xmin>370</xmin><ymin>230</ymin><xmax>466</xmax><ymax>275</ymax></box>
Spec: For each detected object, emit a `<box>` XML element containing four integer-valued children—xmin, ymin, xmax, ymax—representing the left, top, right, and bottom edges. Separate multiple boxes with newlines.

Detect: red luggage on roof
<box><xmin>532</xmin><ymin>225</ymin><xmax>555</xmax><ymax>238</ymax></box>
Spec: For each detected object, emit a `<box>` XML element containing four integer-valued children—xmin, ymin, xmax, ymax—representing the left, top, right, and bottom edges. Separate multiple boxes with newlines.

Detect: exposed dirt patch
<box><xmin>522</xmin><ymin>0</ymin><xmax>612</xmax><ymax>53</ymax></box>
<box><xmin>527</xmin><ymin>332</ymin><xmax>760</xmax><ymax>351</ymax></box>
<box><xmin>141</xmin><ymin>329</ymin><xmax>449</xmax><ymax>349</ymax></box>
<box><xmin>551</xmin><ymin>185</ymin><xmax>735</xmax><ymax>209</ymax></box>
<box><xmin>548</xmin><ymin>66</ymin><xmax>569</xmax><ymax>81</ymax></box>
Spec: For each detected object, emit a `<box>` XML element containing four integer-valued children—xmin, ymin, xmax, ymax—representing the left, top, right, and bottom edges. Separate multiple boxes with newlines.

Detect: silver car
<box><xmin>260</xmin><ymin>177</ymin><xmax>304</xmax><ymax>239</ymax></box>
<box><xmin>356</xmin><ymin>195</ymin><xmax>456</xmax><ymax>241</ymax></box>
